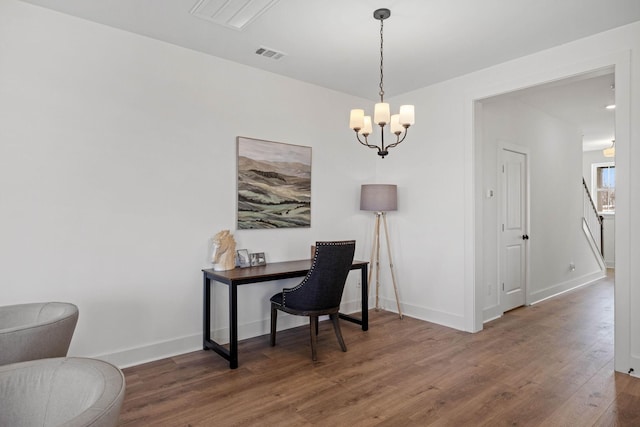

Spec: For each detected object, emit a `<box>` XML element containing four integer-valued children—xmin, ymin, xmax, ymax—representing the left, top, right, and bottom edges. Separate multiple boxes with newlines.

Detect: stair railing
<box><xmin>583</xmin><ymin>178</ymin><xmax>604</xmax><ymax>257</ymax></box>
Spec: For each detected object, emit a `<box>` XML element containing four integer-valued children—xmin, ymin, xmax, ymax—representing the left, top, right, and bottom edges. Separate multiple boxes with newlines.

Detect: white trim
<box><xmin>529</xmin><ymin>270</ymin><xmax>605</xmax><ymax>305</ymax></box>
<box><xmin>89</xmin><ymin>297</ymin><xmax>365</xmax><ymax>368</ymax></box>
<box><xmin>465</xmin><ymin>98</ymin><xmax>481</xmax><ymax>332</ymax></box>
<box><xmin>482</xmin><ymin>306</ymin><xmax>502</xmax><ymax>323</ymax></box>
<box><xmin>381</xmin><ymin>297</ymin><xmax>466</xmax><ymax>330</ymax></box>
<box><xmin>612</xmin><ymin>51</ymin><xmax>631</xmax><ymax>373</ymax></box>
<box><xmin>92</xmin><ymin>333</ymin><xmax>203</xmax><ymax>369</ymax></box>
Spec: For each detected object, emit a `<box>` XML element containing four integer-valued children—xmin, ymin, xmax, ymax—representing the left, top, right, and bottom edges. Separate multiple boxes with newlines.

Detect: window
<box><xmin>592</xmin><ymin>162</ymin><xmax>615</xmax><ymax>213</ymax></box>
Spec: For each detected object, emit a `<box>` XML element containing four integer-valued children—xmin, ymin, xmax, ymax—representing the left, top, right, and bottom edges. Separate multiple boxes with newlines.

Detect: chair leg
<box><xmin>330</xmin><ymin>313</ymin><xmax>347</xmax><ymax>352</ymax></box>
<box><xmin>270</xmin><ymin>304</ymin><xmax>278</xmax><ymax>347</ymax></box>
<box><xmin>310</xmin><ymin>316</ymin><xmax>318</xmax><ymax>361</ymax></box>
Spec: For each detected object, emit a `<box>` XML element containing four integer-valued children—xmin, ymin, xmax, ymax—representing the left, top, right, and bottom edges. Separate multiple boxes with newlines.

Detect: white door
<box><xmin>500</xmin><ymin>147</ymin><xmax>529</xmax><ymax>312</ymax></box>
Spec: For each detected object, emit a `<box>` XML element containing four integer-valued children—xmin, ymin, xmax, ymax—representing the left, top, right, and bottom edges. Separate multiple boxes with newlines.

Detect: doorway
<box><xmin>467</xmin><ymin>51</ymin><xmax>631</xmax><ymax>373</ymax></box>
<box><xmin>476</xmin><ymin>69</ymin><xmax>615</xmax><ymax>322</ymax></box>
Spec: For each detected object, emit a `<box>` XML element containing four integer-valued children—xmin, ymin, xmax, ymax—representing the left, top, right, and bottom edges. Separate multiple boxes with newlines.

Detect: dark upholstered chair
<box><xmin>0</xmin><ymin>302</ymin><xmax>79</xmax><ymax>365</ymax></box>
<box><xmin>270</xmin><ymin>240</ymin><xmax>356</xmax><ymax>361</ymax></box>
<box><xmin>0</xmin><ymin>357</ymin><xmax>125</xmax><ymax>427</ymax></box>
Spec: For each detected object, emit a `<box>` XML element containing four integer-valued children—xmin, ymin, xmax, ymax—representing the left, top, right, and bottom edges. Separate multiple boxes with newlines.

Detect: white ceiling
<box><xmin>19</xmin><ymin>0</ymin><xmax>637</xmax><ymax>150</ymax></box>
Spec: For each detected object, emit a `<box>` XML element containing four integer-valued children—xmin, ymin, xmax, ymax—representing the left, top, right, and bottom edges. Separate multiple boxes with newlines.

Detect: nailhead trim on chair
<box><xmin>282</xmin><ymin>240</ymin><xmax>355</xmax><ymax>308</ymax></box>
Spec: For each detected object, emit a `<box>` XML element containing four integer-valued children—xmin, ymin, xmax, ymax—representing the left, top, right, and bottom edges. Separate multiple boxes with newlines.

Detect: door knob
<box><xmin>522</xmin><ymin>234</ymin><xmax>529</xmax><ymax>240</ymax></box>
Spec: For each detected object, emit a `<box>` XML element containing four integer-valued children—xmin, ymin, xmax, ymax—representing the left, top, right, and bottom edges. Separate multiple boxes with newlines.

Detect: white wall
<box><xmin>583</xmin><ymin>149</ymin><xmax>615</xmax><ymax>268</ymax></box>
<box><xmin>479</xmin><ymin>98</ymin><xmax>602</xmax><ymax>319</ymax></box>
<box><xmin>0</xmin><ymin>1</ymin><xmax>373</xmax><ymax>366</ymax></box>
<box><xmin>367</xmin><ymin>78</ymin><xmax>469</xmax><ymax>329</ymax></box>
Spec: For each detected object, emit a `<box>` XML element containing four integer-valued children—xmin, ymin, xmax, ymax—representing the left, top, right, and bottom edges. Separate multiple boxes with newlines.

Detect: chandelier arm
<box><xmin>385</xmin><ymin>127</ymin><xmax>409</xmax><ymax>150</ymax></box>
<box><xmin>355</xmin><ymin>130</ymin><xmax>382</xmax><ymax>150</ymax></box>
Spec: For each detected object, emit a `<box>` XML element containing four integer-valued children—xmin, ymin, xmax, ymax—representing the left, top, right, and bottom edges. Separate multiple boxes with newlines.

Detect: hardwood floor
<box><xmin>119</xmin><ymin>271</ymin><xmax>640</xmax><ymax>426</ymax></box>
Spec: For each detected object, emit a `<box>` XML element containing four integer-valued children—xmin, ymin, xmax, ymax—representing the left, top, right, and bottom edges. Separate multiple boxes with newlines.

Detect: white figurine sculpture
<box><xmin>211</xmin><ymin>230</ymin><xmax>236</xmax><ymax>271</ymax></box>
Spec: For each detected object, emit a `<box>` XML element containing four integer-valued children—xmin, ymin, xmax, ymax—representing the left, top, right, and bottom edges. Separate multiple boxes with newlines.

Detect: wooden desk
<box><xmin>202</xmin><ymin>259</ymin><xmax>369</xmax><ymax>369</ymax></box>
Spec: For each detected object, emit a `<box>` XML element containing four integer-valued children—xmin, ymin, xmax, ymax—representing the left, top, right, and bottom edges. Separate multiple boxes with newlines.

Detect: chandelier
<box><xmin>603</xmin><ymin>140</ymin><xmax>615</xmax><ymax>158</ymax></box>
<box><xmin>349</xmin><ymin>8</ymin><xmax>415</xmax><ymax>159</ymax></box>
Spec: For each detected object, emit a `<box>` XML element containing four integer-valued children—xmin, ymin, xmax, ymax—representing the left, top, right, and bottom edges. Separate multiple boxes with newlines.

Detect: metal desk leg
<box><xmin>202</xmin><ymin>274</ymin><xmax>236</xmax><ymax>368</ymax></box>
<box><xmin>361</xmin><ymin>264</ymin><xmax>369</xmax><ymax>331</ymax></box>
<box><xmin>229</xmin><ymin>283</ymin><xmax>238</xmax><ymax>369</ymax></box>
<box><xmin>203</xmin><ymin>276</ymin><xmax>211</xmax><ymax>349</ymax></box>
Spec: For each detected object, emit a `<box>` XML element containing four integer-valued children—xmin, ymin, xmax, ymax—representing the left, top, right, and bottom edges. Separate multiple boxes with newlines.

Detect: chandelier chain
<box><xmin>379</xmin><ymin>18</ymin><xmax>384</xmax><ymax>101</ymax></box>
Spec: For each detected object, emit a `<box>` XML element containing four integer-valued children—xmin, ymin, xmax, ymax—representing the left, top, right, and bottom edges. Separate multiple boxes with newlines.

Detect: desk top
<box><xmin>203</xmin><ymin>259</ymin><xmax>368</xmax><ymax>286</ymax></box>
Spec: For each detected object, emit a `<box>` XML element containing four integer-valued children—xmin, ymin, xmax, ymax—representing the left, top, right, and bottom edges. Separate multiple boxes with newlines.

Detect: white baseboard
<box><xmin>528</xmin><ymin>270</ymin><xmax>606</xmax><ymax>305</ymax></box>
<box><xmin>92</xmin><ymin>297</ymin><xmax>366</xmax><ymax>369</ymax></box>
<box><xmin>377</xmin><ymin>296</ymin><xmax>466</xmax><ymax>331</ymax></box>
<box><xmin>482</xmin><ymin>305</ymin><xmax>502</xmax><ymax>323</ymax></box>
<box><xmin>92</xmin><ymin>334</ymin><xmax>203</xmax><ymax>369</ymax></box>
<box><xmin>481</xmin><ymin>271</ymin><xmax>606</xmax><ymax>326</ymax></box>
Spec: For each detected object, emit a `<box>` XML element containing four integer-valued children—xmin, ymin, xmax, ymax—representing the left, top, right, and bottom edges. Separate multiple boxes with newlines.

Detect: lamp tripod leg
<box><xmin>374</xmin><ymin>213</ymin><xmax>382</xmax><ymax>310</ymax></box>
<box><xmin>368</xmin><ymin>215</ymin><xmax>377</xmax><ymax>302</ymax></box>
<box><xmin>382</xmin><ymin>213</ymin><xmax>403</xmax><ymax>319</ymax></box>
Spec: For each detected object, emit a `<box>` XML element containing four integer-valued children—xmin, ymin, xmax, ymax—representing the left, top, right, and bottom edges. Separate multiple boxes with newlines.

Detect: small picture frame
<box><xmin>250</xmin><ymin>252</ymin><xmax>266</xmax><ymax>266</ymax></box>
<box><xmin>236</xmin><ymin>249</ymin><xmax>250</xmax><ymax>268</ymax></box>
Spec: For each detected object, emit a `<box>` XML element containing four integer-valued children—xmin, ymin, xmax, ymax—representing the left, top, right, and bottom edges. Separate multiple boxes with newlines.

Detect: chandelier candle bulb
<box><xmin>374</xmin><ymin>102</ymin><xmax>390</xmax><ymax>125</ymax></box>
<box><xmin>350</xmin><ymin>109</ymin><xmax>364</xmax><ymax>130</ymax></box>
<box><xmin>399</xmin><ymin>105</ymin><xmax>415</xmax><ymax>125</ymax></box>
<box><xmin>390</xmin><ymin>114</ymin><xmax>403</xmax><ymax>134</ymax></box>
<box><xmin>360</xmin><ymin>116</ymin><xmax>373</xmax><ymax>135</ymax></box>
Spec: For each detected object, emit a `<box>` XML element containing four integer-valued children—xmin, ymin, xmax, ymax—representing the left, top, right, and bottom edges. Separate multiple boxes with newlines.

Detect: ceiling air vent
<box><xmin>190</xmin><ymin>0</ymin><xmax>280</xmax><ymax>31</ymax></box>
<box><xmin>255</xmin><ymin>46</ymin><xmax>285</xmax><ymax>60</ymax></box>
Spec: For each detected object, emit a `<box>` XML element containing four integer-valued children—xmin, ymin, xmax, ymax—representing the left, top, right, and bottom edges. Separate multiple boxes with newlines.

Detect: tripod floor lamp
<box><xmin>360</xmin><ymin>184</ymin><xmax>403</xmax><ymax>319</ymax></box>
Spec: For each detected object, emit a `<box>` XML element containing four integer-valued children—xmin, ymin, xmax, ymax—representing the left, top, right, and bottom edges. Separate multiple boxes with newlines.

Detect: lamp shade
<box><xmin>360</xmin><ymin>184</ymin><xmax>397</xmax><ymax>212</ymax></box>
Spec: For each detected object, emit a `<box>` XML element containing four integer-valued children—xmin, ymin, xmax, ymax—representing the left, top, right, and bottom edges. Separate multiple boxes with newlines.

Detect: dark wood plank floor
<box><xmin>119</xmin><ymin>271</ymin><xmax>640</xmax><ymax>426</ymax></box>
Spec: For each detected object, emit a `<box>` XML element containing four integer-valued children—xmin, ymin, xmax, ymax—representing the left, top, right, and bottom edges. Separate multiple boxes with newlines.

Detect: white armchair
<box><xmin>0</xmin><ymin>357</ymin><xmax>125</xmax><ymax>427</ymax></box>
<box><xmin>0</xmin><ymin>302</ymin><xmax>79</xmax><ymax>365</ymax></box>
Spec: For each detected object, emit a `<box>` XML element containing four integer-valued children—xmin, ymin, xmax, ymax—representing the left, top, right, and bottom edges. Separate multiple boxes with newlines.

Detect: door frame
<box><xmin>497</xmin><ymin>142</ymin><xmax>531</xmax><ymax>311</ymax></box>
<box><xmin>466</xmin><ymin>49</ymin><xmax>631</xmax><ymax>373</ymax></box>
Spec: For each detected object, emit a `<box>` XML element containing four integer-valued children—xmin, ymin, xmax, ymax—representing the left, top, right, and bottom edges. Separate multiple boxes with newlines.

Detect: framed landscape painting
<box><xmin>236</xmin><ymin>137</ymin><xmax>311</xmax><ymax>229</ymax></box>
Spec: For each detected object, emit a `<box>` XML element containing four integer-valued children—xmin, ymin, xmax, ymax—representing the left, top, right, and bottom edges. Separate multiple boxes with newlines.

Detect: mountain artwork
<box><xmin>236</xmin><ymin>137</ymin><xmax>311</xmax><ymax>229</ymax></box>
